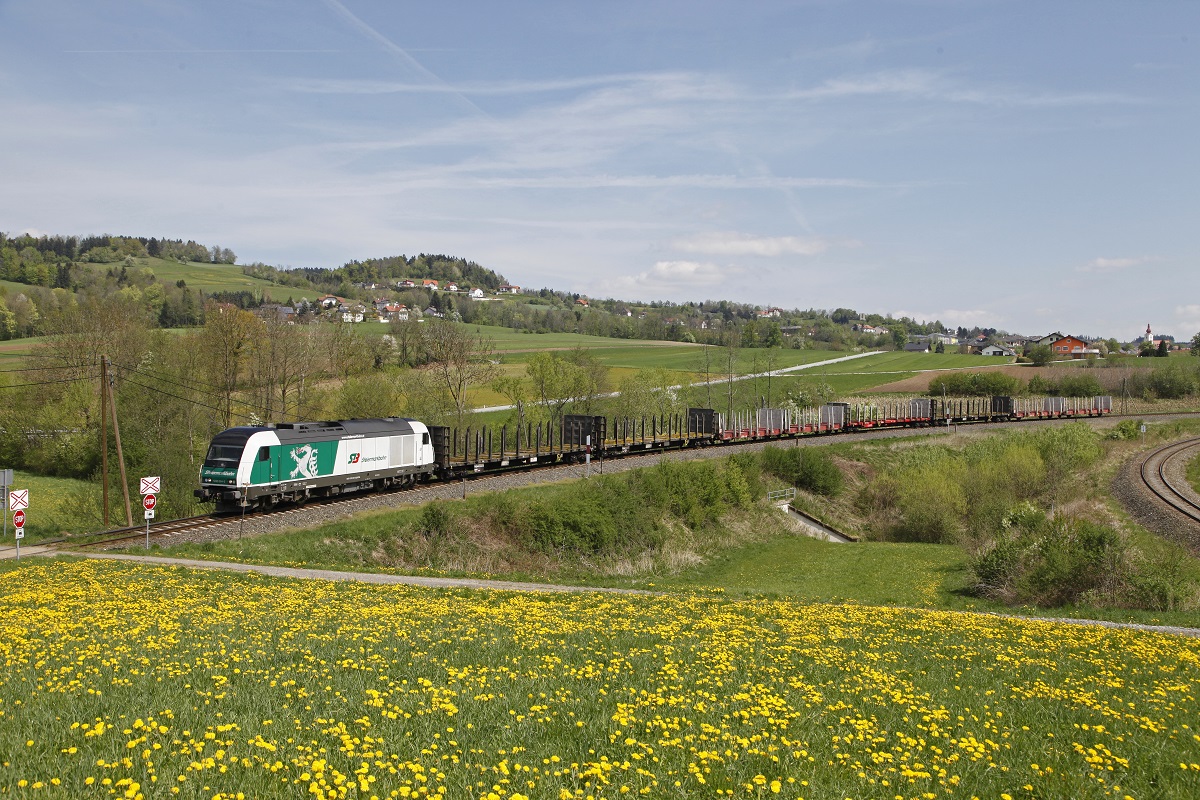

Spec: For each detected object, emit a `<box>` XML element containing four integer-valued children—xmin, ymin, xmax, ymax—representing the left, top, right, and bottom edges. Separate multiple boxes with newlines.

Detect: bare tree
<box><xmin>200</xmin><ymin>302</ymin><xmax>260</xmax><ymax>428</ymax></box>
<box><xmin>423</xmin><ymin>319</ymin><xmax>498</xmax><ymax>425</ymax></box>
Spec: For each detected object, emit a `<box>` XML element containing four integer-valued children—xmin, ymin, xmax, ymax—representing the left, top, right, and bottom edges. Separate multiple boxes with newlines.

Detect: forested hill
<box><xmin>244</xmin><ymin>254</ymin><xmax>507</xmax><ymax>292</ymax></box>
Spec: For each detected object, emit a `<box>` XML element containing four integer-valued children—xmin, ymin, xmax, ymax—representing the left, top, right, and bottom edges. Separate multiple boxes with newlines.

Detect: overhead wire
<box><xmin>0</xmin><ymin>372</ymin><xmax>99</xmax><ymax>390</ymax></box>
<box><xmin>116</xmin><ymin>375</ymin><xmax>255</xmax><ymax>420</ymax></box>
<box><xmin>112</xmin><ymin>362</ymin><xmax>324</xmax><ymax>423</ymax></box>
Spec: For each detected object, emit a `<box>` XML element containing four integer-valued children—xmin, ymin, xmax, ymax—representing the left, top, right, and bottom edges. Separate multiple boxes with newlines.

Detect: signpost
<box><xmin>7</xmin><ymin>487</ymin><xmax>27</xmax><ymax>561</ymax></box>
<box><xmin>12</xmin><ymin>508</ymin><xmax>24</xmax><ymax>560</ymax></box>
<box><xmin>140</xmin><ymin>477</ymin><xmax>159</xmax><ymax>550</ymax></box>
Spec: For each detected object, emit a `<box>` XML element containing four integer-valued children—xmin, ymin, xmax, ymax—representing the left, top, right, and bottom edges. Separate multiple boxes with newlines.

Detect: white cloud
<box><xmin>783</xmin><ymin>69</ymin><xmax>1140</xmax><ymax>108</ymax></box>
<box><xmin>1175</xmin><ymin>305</ymin><xmax>1200</xmax><ymax>335</ymax></box>
<box><xmin>607</xmin><ymin>260</ymin><xmax>739</xmax><ymax>297</ymax></box>
<box><xmin>1076</xmin><ymin>256</ymin><xmax>1154</xmax><ymax>273</ymax></box>
<box><xmin>672</xmin><ymin>232</ymin><xmax>859</xmax><ymax>257</ymax></box>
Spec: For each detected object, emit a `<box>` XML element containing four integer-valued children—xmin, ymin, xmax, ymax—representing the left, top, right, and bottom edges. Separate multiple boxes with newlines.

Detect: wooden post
<box><xmin>100</xmin><ymin>354</ymin><xmax>109</xmax><ymax>527</ymax></box>
<box><xmin>106</xmin><ymin>357</ymin><xmax>133</xmax><ymax>527</ymax></box>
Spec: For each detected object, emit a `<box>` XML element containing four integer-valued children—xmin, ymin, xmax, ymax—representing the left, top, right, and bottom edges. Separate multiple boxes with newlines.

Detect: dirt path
<box><xmin>64</xmin><ymin>552</ymin><xmax>652</xmax><ymax>594</ymax></box>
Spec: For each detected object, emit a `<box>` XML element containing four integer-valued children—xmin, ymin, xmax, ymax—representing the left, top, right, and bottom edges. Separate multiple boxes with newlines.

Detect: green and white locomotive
<box><xmin>196</xmin><ymin>418</ymin><xmax>436</xmax><ymax>513</ymax></box>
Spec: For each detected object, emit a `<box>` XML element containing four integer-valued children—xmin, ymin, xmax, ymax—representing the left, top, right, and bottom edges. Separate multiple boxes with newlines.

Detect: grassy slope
<box><xmin>131</xmin><ymin>257</ymin><xmax>284</xmax><ymax>296</ymax></box>
<box><xmin>0</xmin><ymin>471</ymin><xmax>97</xmax><ymax>544</ymax></box>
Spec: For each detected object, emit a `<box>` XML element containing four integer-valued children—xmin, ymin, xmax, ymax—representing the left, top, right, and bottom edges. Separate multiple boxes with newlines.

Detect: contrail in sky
<box><xmin>320</xmin><ymin>0</ymin><xmax>488</xmax><ymax>117</ymax></box>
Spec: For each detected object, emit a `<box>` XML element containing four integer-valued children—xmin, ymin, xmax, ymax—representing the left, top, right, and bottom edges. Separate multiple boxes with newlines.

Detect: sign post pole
<box><xmin>9</xmin><ymin>487</ymin><xmax>29</xmax><ymax>562</ymax></box>
<box><xmin>584</xmin><ymin>435</ymin><xmax>591</xmax><ymax>479</ymax></box>
<box><xmin>13</xmin><ymin>509</ymin><xmax>25</xmax><ymax>561</ymax></box>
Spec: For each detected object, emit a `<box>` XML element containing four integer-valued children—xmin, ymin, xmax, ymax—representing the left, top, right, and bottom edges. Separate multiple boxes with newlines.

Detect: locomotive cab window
<box><xmin>257</xmin><ymin>446</ymin><xmax>270</xmax><ymax>462</ymax></box>
<box><xmin>204</xmin><ymin>445</ymin><xmax>243</xmax><ymax>465</ymax></box>
<box><xmin>422</xmin><ymin>433</ymin><xmax>429</xmax><ymax>445</ymax></box>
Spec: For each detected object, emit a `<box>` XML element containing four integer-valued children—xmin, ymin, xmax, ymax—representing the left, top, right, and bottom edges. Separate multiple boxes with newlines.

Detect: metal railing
<box><xmin>767</xmin><ymin>487</ymin><xmax>796</xmax><ymax>503</ymax></box>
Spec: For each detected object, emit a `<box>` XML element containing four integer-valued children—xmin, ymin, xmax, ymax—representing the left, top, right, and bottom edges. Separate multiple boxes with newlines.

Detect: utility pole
<box><xmin>105</xmin><ymin>356</ymin><xmax>133</xmax><ymax>527</ymax></box>
<box><xmin>100</xmin><ymin>355</ymin><xmax>109</xmax><ymax>527</ymax></box>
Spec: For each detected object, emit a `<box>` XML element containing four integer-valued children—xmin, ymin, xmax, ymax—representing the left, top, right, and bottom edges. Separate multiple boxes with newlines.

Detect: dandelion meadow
<box><xmin>0</xmin><ymin>560</ymin><xmax>1198</xmax><ymax>799</ymax></box>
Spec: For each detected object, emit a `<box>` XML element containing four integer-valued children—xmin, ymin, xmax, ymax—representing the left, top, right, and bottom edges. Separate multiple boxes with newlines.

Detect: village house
<box><xmin>397</xmin><ymin>279</ymin><xmax>416</xmax><ymax>288</ymax></box>
<box><xmin>1050</xmin><ymin>335</ymin><xmax>1101</xmax><ymax>359</ymax></box>
<box><xmin>316</xmin><ymin>294</ymin><xmax>345</xmax><ymax>310</ymax></box>
<box><xmin>339</xmin><ymin>303</ymin><xmax>366</xmax><ymax>323</ymax></box>
<box><xmin>422</xmin><ymin>279</ymin><xmax>439</xmax><ymax>290</ymax></box>
<box><xmin>468</xmin><ymin>287</ymin><xmax>485</xmax><ymax>299</ymax></box>
<box><xmin>1033</xmin><ymin>331</ymin><xmax>1065</xmax><ymax>347</ymax></box>
<box><xmin>497</xmin><ymin>284</ymin><xmax>521</xmax><ymax>294</ymax></box>
<box><xmin>376</xmin><ymin>303</ymin><xmax>408</xmax><ymax>323</ymax></box>
<box><xmin>981</xmin><ymin>343</ymin><xmax>1016</xmax><ymax>357</ymax></box>
<box><xmin>255</xmin><ymin>303</ymin><xmax>296</xmax><ymax>323</ymax></box>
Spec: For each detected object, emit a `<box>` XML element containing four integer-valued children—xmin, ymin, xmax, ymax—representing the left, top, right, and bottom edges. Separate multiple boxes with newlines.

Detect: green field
<box><xmin>771</xmin><ymin>371</ymin><xmax>919</xmax><ymax>394</ymax></box>
<box><xmin>1</xmin><ymin>558</ymin><xmax>1198</xmax><ymax>799</ymax></box>
<box><xmin>0</xmin><ymin>470</ymin><xmax>97</xmax><ymax>545</ymax></box>
<box><xmin>129</xmin><ymin>257</ymin><xmax>284</xmax><ymax>296</ymax></box>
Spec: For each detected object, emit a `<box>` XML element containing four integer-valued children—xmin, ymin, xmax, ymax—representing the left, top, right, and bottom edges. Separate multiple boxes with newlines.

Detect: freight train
<box><xmin>195</xmin><ymin>395</ymin><xmax>1112</xmax><ymax>513</ymax></box>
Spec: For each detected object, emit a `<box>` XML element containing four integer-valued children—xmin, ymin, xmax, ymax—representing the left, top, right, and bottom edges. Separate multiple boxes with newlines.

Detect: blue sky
<box><xmin>1</xmin><ymin>1</ymin><xmax>1196</xmax><ymax>340</ymax></box>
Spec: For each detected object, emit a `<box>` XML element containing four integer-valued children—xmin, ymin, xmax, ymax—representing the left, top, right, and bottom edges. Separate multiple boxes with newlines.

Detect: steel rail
<box><xmin>1138</xmin><ymin>437</ymin><xmax>1200</xmax><ymax>526</ymax></box>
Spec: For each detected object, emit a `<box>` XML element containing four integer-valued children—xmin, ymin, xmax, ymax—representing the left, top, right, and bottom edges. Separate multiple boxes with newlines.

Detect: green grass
<box><xmin>129</xmin><ymin>257</ymin><xmax>284</xmax><ymax>296</ymax></box>
<box><xmin>663</xmin><ymin>535</ymin><xmax>967</xmax><ymax>605</ymax></box>
<box><xmin>470</xmin><ymin>324</ymin><xmax>682</xmax><ymax>352</ymax></box>
<box><xmin>771</xmin><ymin>371</ymin><xmax>920</xmax><ymax>394</ymax></box>
<box><xmin>0</xmin><ymin>470</ymin><xmax>96</xmax><ymax>545</ymax></box>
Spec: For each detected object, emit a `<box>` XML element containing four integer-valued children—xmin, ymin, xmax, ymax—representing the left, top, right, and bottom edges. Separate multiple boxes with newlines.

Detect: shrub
<box><xmin>1019</xmin><ymin>518</ymin><xmax>1126</xmax><ymax>606</ymax></box>
<box><xmin>1106</xmin><ymin>418</ymin><xmax>1143</xmax><ymax>441</ymax></box>
<box><xmin>1147</xmin><ymin>362</ymin><xmax>1199</xmax><ymax>398</ymax></box>
<box><xmin>760</xmin><ymin>446</ymin><xmax>843</xmax><ymax>497</ymax></box>
<box><xmin>1056</xmin><ymin>373</ymin><xmax>1103</xmax><ymax>397</ymax></box>
<box><xmin>889</xmin><ymin>463</ymin><xmax>966</xmax><ymax>543</ymax></box>
<box><xmin>1026</xmin><ymin>372</ymin><xmax>1102</xmax><ymax>397</ymax></box>
<box><xmin>929</xmin><ymin>371</ymin><xmax>1021</xmax><ymax>397</ymax></box>
<box><xmin>971</xmin><ymin>513</ymin><xmax>1129</xmax><ymax>607</ymax></box>
<box><xmin>418</xmin><ymin>502</ymin><xmax>452</xmax><ymax>539</ymax></box>
<box><xmin>1031</xmin><ymin>422</ymin><xmax>1101</xmax><ymax>474</ymax></box>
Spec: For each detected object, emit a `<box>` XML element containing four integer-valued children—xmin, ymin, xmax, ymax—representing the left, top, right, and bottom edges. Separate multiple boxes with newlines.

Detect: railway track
<box><xmin>1138</xmin><ymin>437</ymin><xmax>1200</xmax><ymax>527</ymax></box>
<box><xmin>72</xmin><ymin>514</ymin><xmax>232</xmax><ymax>549</ymax></box>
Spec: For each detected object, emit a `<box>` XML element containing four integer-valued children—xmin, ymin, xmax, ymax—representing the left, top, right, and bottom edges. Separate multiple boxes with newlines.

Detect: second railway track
<box><xmin>1138</xmin><ymin>437</ymin><xmax>1200</xmax><ymax>528</ymax></box>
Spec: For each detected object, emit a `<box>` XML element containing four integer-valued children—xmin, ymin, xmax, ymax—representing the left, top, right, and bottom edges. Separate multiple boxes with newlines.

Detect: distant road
<box><xmin>476</xmin><ymin>350</ymin><xmax>884</xmax><ymax>413</ymax></box>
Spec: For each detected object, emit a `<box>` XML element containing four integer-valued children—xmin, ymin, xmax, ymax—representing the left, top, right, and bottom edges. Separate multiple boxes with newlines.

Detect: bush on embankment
<box><xmin>415</xmin><ymin>456</ymin><xmax>760</xmax><ymax>561</ymax></box>
<box><xmin>760</xmin><ymin>445</ymin><xmax>844</xmax><ymax>497</ymax></box>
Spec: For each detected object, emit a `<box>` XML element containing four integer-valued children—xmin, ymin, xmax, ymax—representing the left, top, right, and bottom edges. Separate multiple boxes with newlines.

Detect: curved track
<box><xmin>1138</xmin><ymin>437</ymin><xmax>1200</xmax><ymax>527</ymax></box>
